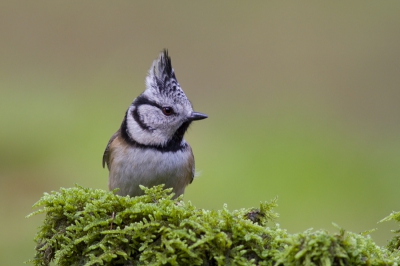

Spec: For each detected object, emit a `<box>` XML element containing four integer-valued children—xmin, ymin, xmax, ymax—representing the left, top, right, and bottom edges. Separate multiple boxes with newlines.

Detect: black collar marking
<box><xmin>120</xmin><ymin>97</ymin><xmax>191</xmax><ymax>153</ymax></box>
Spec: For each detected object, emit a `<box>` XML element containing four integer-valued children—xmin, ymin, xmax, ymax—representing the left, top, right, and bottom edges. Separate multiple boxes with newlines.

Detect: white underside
<box><xmin>109</xmin><ymin>143</ymin><xmax>193</xmax><ymax>198</ymax></box>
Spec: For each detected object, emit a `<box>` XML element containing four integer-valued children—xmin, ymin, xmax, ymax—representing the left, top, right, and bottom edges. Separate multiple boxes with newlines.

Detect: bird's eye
<box><xmin>162</xmin><ymin>107</ymin><xmax>174</xmax><ymax>116</ymax></box>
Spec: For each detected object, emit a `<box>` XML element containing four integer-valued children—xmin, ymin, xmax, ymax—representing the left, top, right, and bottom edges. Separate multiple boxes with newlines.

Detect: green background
<box><xmin>1</xmin><ymin>2</ymin><xmax>400</xmax><ymax>264</ymax></box>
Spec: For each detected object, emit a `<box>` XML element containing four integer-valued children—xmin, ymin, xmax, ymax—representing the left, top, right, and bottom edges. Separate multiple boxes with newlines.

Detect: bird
<box><xmin>102</xmin><ymin>49</ymin><xmax>207</xmax><ymax>198</ymax></box>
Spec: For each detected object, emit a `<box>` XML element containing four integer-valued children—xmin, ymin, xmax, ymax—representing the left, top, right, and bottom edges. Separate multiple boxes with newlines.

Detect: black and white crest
<box><xmin>144</xmin><ymin>49</ymin><xmax>189</xmax><ymax>105</ymax></box>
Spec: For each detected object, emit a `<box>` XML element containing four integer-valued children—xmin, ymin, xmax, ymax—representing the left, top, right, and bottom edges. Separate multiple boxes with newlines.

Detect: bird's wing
<box><xmin>189</xmin><ymin>146</ymin><xmax>195</xmax><ymax>184</ymax></box>
<box><xmin>102</xmin><ymin>130</ymin><xmax>120</xmax><ymax>169</ymax></box>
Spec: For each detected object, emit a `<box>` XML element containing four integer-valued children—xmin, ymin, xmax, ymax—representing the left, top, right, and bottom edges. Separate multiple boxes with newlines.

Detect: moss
<box><xmin>27</xmin><ymin>185</ymin><xmax>399</xmax><ymax>265</ymax></box>
<box><xmin>380</xmin><ymin>211</ymin><xmax>400</xmax><ymax>253</ymax></box>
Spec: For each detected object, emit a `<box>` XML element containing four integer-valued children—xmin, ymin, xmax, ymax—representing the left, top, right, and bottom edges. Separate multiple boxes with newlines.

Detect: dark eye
<box><xmin>162</xmin><ymin>107</ymin><xmax>174</xmax><ymax>116</ymax></box>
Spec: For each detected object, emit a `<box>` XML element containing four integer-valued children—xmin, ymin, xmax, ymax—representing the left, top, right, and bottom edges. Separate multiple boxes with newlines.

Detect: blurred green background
<box><xmin>1</xmin><ymin>1</ymin><xmax>400</xmax><ymax>264</ymax></box>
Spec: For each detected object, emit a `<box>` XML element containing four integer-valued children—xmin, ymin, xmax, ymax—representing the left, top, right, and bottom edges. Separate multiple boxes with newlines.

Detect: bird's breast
<box><xmin>108</xmin><ymin>139</ymin><xmax>194</xmax><ymax>197</ymax></box>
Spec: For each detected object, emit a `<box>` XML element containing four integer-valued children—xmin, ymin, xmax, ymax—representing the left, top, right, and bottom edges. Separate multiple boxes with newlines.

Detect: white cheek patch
<box><xmin>126</xmin><ymin>106</ymin><xmax>145</xmax><ymax>139</ymax></box>
<box><xmin>140</xmin><ymin>107</ymin><xmax>162</xmax><ymax>131</ymax></box>
<box><xmin>126</xmin><ymin>105</ymin><xmax>170</xmax><ymax>146</ymax></box>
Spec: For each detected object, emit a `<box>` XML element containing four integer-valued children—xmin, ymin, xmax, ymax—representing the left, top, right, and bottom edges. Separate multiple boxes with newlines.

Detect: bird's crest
<box><xmin>145</xmin><ymin>49</ymin><xmax>187</xmax><ymax>102</ymax></box>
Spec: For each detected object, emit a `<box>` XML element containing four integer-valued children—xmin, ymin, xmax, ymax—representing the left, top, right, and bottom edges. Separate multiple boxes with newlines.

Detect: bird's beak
<box><xmin>189</xmin><ymin>112</ymin><xmax>208</xmax><ymax>121</ymax></box>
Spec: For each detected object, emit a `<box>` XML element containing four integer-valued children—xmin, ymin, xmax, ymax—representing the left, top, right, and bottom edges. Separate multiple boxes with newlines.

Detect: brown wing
<box><xmin>188</xmin><ymin>145</ymin><xmax>195</xmax><ymax>184</ymax></box>
<box><xmin>102</xmin><ymin>130</ymin><xmax>120</xmax><ymax>169</ymax></box>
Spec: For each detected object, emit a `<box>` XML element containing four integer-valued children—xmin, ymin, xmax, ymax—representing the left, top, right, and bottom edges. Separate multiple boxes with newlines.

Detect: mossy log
<box><xmin>27</xmin><ymin>185</ymin><xmax>400</xmax><ymax>265</ymax></box>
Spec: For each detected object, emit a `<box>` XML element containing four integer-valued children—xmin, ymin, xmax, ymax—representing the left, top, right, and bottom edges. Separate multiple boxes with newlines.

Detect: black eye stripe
<box><xmin>133</xmin><ymin>95</ymin><xmax>162</xmax><ymax>109</ymax></box>
<box><xmin>133</xmin><ymin>95</ymin><xmax>176</xmax><ymax>115</ymax></box>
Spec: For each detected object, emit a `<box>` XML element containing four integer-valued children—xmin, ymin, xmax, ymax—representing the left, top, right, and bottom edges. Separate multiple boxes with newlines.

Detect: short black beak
<box><xmin>189</xmin><ymin>112</ymin><xmax>208</xmax><ymax>121</ymax></box>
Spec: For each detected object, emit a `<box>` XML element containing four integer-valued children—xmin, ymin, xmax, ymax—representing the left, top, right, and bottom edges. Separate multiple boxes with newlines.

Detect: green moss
<box><xmin>27</xmin><ymin>185</ymin><xmax>399</xmax><ymax>265</ymax></box>
<box><xmin>380</xmin><ymin>211</ymin><xmax>400</xmax><ymax>253</ymax></box>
